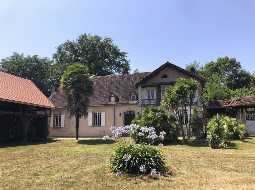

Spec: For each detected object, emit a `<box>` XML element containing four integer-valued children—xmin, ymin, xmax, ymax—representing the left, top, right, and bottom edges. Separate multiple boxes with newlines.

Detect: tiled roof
<box><xmin>0</xmin><ymin>71</ymin><xmax>54</xmax><ymax>108</ymax></box>
<box><xmin>50</xmin><ymin>72</ymin><xmax>150</xmax><ymax>108</ymax></box>
<box><xmin>208</xmin><ymin>96</ymin><xmax>255</xmax><ymax>109</ymax></box>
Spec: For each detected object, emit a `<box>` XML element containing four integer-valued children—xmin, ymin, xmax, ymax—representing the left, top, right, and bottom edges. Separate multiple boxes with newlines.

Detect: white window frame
<box><xmin>146</xmin><ymin>88</ymin><xmax>156</xmax><ymax>99</ymax></box>
<box><xmin>53</xmin><ymin>114</ymin><xmax>62</xmax><ymax>128</ymax></box>
<box><xmin>161</xmin><ymin>85</ymin><xmax>168</xmax><ymax>99</ymax></box>
<box><xmin>89</xmin><ymin>112</ymin><xmax>105</xmax><ymax>127</ymax></box>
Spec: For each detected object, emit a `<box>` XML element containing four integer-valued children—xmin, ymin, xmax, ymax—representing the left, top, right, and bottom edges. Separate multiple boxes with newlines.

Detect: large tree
<box><xmin>161</xmin><ymin>78</ymin><xmax>198</xmax><ymax>140</ymax></box>
<box><xmin>201</xmin><ymin>56</ymin><xmax>251</xmax><ymax>90</ymax></box>
<box><xmin>54</xmin><ymin>34</ymin><xmax>130</xmax><ymax>76</ymax></box>
<box><xmin>61</xmin><ymin>64</ymin><xmax>93</xmax><ymax>140</ymax></box>
<box><xmin>0</xmin><ymin>53</ymin><xmax>55</xmax><ymax>96</ymax></box>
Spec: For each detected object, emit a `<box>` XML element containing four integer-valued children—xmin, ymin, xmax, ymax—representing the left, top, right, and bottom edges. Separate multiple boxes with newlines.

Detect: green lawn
<box><xmin>0</xmin><ymin>138</ymin><xmax>255</xmax><ymax>190</ymax></box>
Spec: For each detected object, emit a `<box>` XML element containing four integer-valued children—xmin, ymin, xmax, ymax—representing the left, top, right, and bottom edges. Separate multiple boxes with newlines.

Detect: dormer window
<box><xmin>110</xmin><ymin>94</ymin><xmax>119</xmax><ymax>103</ymax></box>
<box><xmin>130</xmin><ymin>93</ymin><xmax>137</xmax><ymax>101</ymax></box>
<box><xmin>161</xmin><ymin>74</ymin><xmax>168</xmax><ymax>79</ymax></box>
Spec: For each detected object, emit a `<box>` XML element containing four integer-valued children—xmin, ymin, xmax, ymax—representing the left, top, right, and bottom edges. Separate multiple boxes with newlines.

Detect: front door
<box><xmin>124</xmin><ymin>111</ymin><xmax>136</xmax><ymax>126</ymax></box>
<box><xmin>246</xmin><ymin>108</ymin><xmax>255</xmax><ymax>135</ymax></box>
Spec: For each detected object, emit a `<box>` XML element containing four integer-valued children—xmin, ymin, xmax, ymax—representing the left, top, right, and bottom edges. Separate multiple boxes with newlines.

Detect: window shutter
<box><xmin>101</xmin><ymin>112</ymin><xmax>105</xmax><ymax>126</ymax></box>
<box><xmin>61</xmin><ymin>114</ymin><xmax>65</xmax><ymax>128</ymax></box>
<box><xmin>88</xmin><ymin>112</ymin><xmax>92</xmax><ymax>126</ymax></box>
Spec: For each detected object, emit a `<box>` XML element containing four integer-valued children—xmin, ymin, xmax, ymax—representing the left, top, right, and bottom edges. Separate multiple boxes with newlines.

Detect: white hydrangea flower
<box><xmin>123</xmin><ymin>154</ymin><xmax>132</xmax><ymax>162</ymax></box>
<box><xmin>139</xmin><ymin>165</ymin><xmax>146</xmax><ymax>173</ymax></box>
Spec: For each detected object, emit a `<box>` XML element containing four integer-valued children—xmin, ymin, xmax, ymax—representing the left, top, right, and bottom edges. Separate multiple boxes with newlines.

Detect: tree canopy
<box><xmin>61</xmin><ymin>63</ymin><xmax>93</xmax><ymax>140</ymax></box>
<box><xmin>161</xmin><ymin>78</ymin><xmax>198</xmax><ymax>140</ymax></box>
<box><xmin>54</xmin><ymin>34</ymin><xmax>130</xmax><ymax>76</ymax></box>
<box><xmin>0</xmin><ymin>53</ymin><xmax>55</xmax><ymax>96</ymax></box>
<box><xmin>201</xmin><ymin>56</ymin><xmax>251</xmax><ymax>90</ymax></box>
<box><xmin>186</xmin><ymin>56</ymin><xmax>254</xmax><ymax>101</ymax></box>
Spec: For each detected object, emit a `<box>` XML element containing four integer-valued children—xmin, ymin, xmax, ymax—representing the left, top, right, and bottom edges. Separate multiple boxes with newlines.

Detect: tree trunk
<box><xmin>75</xmin><ymin>116</ymin><xmax>79</xmax><ymax>140</ymax></box>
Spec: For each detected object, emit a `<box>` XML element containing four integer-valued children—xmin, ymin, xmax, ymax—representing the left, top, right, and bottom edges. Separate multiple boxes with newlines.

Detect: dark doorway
<box><xmin>124</xmin><ymin>111</ymin><xmax>135</xmax><ymax>125</ymax></box>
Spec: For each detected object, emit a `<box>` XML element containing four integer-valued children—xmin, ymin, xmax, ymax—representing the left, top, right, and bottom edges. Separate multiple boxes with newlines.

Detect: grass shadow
<box><xmin>184</xmin><ymin>138</ymin><xmax>209</xmax><ymax>147</ymax></box>
<box><xmin>0</xmin><ymin>138</ymin><xmax>59</xmax><ymax>148</ymax></box>
<box><xmin>240</xmin><ymin>137</ymin><xmax>255</xmax><ymax>144</ymax></box>
<box><xmin>224</xmin><ymin>141</ymin><xmax>238</xmax><ymax>149</ymax></box>
<box><xmin>77</xmin><ymin>138</ymin><xmax>115</xmax><ymax>145</ymax></box>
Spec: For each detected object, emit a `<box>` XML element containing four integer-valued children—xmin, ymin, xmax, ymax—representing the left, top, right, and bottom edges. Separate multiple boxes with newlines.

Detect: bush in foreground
<box><xmin>110</xmin><ymin>143</ymin><xmax>168</xmax><ymax>175</ymax></box>
<box><xmin>207</xmin><ymin>115</ymin><xmax>245</xmax><ymax>148</ymax></box>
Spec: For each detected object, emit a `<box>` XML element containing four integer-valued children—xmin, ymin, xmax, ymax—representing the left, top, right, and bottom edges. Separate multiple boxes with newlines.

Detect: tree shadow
<box><xmin>183</xmin><ymin>138</ymin><xmax>209</xmax><ymax>147</ymax></box>
<box><xmin>77</xmin><ymin>138</ymin><xmax>115</xmax><ymax>145</ymax></box>
<box><xmin>0</xmin><ymin>138</ymin><xmax>59</xmax><ymax>148</ymax></box>
<box><xmin>224</xmin><ymin>141</ymin><xmax>238</xmax><ymax>149</ymax></box>
<box><xmin>240</xmin><ymin>137</ymin><xmax>255</xmax><ymax>144</ymax></box>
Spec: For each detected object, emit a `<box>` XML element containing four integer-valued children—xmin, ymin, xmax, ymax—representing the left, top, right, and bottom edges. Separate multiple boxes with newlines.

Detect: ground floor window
<box><xmin>124</xmin><ymin>111</ymin><xmax>136</xmax><ymax>125</ymax></box>
<box><xmin>92</xmin><ymin>112</ymin><xmax>102</xmax><ymax>127</ymax></box>
<box><xmin>53</xmin><ymin>114</ymin><xmax>62</xmax><ymax>128</ymax></box>
<box><xmin>246</xmin><ymin>108</ymin><xmax>255</xmax><ymax>121</ymax></box>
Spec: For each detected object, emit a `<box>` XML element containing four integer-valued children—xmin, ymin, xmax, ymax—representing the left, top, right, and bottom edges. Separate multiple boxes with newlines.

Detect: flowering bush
<box><xmin>133</xmin><ymin>108</ymin><xmax>177</xmax><ymax>143</ymax></box>
<box><xmin>108</xmin><ymin>124</ymin><xmax>166</xmax><ymax>145</ymax></box>
<box><xmin>110</xmin><ymin>143</ymin><xmax>168</xmax><ymax>175</ymax></box>
<box><xmin>131</xmin><ymin>125</ymin><xmax>166</xmax><ymax>145</ymax></box>
<box><xmin>207</xmin><ymin>115</ymin><xmax>246</xmax><ymax>149</ymax></box>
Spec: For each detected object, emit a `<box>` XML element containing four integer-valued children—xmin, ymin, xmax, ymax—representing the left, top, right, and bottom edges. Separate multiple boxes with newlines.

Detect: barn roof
<box><xmin>0</xmin><ymin>71</ymin><xmax>54</xmax><ymax>109</ymax></box>
<box><xmin>208</xmin><ymin>96</ymin><xmax>255</xmax><ymax>109</ymax></box>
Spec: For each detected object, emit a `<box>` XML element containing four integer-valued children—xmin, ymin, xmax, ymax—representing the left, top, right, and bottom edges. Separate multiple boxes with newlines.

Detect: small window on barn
<box><xmin>246</xmin><ymin>109</ymin><xmax>255</xmax><ymax>121</ymax></box>
<box><xmin>161</xmin><ymin>74</ymin><xmax>168</xmax><ymax>79</ymax></box>
<box><xmin>53</xmin><ymin>114</ymin><xmax>62</xmax><ymax>128</ymax></box>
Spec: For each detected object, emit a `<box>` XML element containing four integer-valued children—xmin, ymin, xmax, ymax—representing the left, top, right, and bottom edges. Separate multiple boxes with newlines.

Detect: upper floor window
<box><xmin>161</xmin><ymin>85</ymin><xmax>168</xmax><ymax>99</ymax></box>
<box><xmin>146</xmin><ymin>88</ymin><xmax>155</xmax><ymax>99</ymax></box>
<box><xmin>130</xmin><ymin>94</ymin><xmax>137</xmax><ymax>101</ymax></box>
<box><xmin>161</xmin><ymin>74</ymin><xmax>168</xmax><ymax>79</ymax></box>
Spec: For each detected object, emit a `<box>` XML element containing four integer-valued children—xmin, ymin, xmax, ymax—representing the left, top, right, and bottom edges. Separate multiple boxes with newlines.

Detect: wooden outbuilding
<box><xmin>0</xmin><ymin>71</ymin><xmax>54</xmax><ymax>142</ymax></box>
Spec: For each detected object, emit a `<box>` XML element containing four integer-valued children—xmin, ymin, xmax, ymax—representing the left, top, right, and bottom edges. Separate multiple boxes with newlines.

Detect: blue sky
<box><xmin>0</xmin><ymin>0</ymin><xmax>255</xmax><ymax>72</ymax></box>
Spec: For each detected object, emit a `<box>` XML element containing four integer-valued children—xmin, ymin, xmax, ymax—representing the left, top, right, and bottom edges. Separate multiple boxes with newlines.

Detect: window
<box><xmin>161</xmin><ymin>85</ymin><xmax>168</xmax><ymax>99</ymax></box>
<box><xmin>130</xmin><ymin>93</ymin><xmax>137</xmax><ymax>101</ymax></box>
<box><xmin>88</xmin><ymin>112</ymin><xmax>105</xmax><ymax>127</ymax></box>
<box><xmin>146</xmin><ymin>88</ymin><xmax>155</xmax><ymax>99</ymax></box>
<box><xmin>161</xmin><ymin>74</ymin><xmax>168</xmax><ymax>79</ymax></box>
<box><xmin>53</xmin><ymin>114</ymin><xmax>62</xmax><ymax>128</ymax></box>
<box><xmin>246</xmin><ymin>109</ymin><xmax>255</xmax><ymax>121</ymax></box>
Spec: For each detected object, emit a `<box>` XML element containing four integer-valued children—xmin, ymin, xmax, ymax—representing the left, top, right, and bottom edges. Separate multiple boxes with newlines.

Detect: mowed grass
<box><xmin>0</xmin><ymin>138</ymin><xmax>255</xmax><ymax>190</ymax></box>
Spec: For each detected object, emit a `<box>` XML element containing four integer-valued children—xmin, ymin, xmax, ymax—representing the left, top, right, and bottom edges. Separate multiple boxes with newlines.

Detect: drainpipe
<box><xmin>111</xmin><ymin>94</ymin><xmax>116</xmax><ymax>126</ymax></box>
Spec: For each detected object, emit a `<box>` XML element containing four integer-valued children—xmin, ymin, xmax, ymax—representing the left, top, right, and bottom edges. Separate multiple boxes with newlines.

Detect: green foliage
<box><xmin>202</xmin><ymin>74</ymin><xmax>231</xmax><ymax>102</ymax></box>
<box><xmin>0</xmin><ymin>53</ymin><xmax>55</xmax><ymax>96</ymax></box>
<box><xmin>201</xmin><ymin>56</ymin><xmax>252</xmax><ymax>90</ymax></box>
<box><xmin>185</xmin><ymin>61</ymin><xmax>202</xmax><ymax>75</ymax></box>
<box><xmin>207</xmin><ymin>115</ymin><xmax>246</xmax><ymax>149</ymax></box>
<box><xmin>61</xmin><ymin>63</ymin><xmax>93</xmax><ymax>140</ymax></box>
<box><xmin>161</xmin><ymin>78</ymin><xmax>198</xmax><ymax>109</ymax></box>
<box><xmin>133</xmin><ymin>108</ymin><xmax>177</xmax><ymax>143</ymax></box>
<box><xmin>110</xmin><ymin>143</ymin><xmax>167</xmax><ymax>175</ymax></box>
<box><xmin>61</xmin><ymin>63</ymin><xmax>93</xmax><ymax>117</ymax></box>
<box><xmin>190</xmin><ymin>108</ymin><xmax>205</xmax><ymax>138</ymax></box>
<box><xmin>161</xmin><ymin>78</ymin><xmax>198</xmax><ymax>140</ymax></box>
<box><xmin>54</xmin><ymin>33</ymin><xmax>130</xmax><ymax>77</ymax></box>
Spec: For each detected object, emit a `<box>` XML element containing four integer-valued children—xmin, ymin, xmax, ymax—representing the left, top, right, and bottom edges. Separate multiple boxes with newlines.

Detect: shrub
<box><xmin>133</xmin><ymin>108</ymin><xmax>177</xmax><ymax>143</ymax></box>
<box><xmin>207</xmin><ymin>115</ymin><xmax>246</xmax><ymax>148</ymax></box>
<box><xmin>109</xmin><ymin>124</ymin><xmax>166</xmax><ymax>145</ymax></box>
<box><xmin>190</xmin><ymin>108</ymin><xmax>205</xmax><ymax>138</ymax></box>
<box><xmin>130</xmin><ymin>125</ymin><xmax>166</xmax><ymax>145</ymax></box>
<box><xmin>221</xmin><ymin>116</ymin><xmax>246</xmax><ymax>140</ymax></box>
<box><xmin>110</xmin><ymin>143</ymin><xmax>168</xmax><ymax>175</ymax></box>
